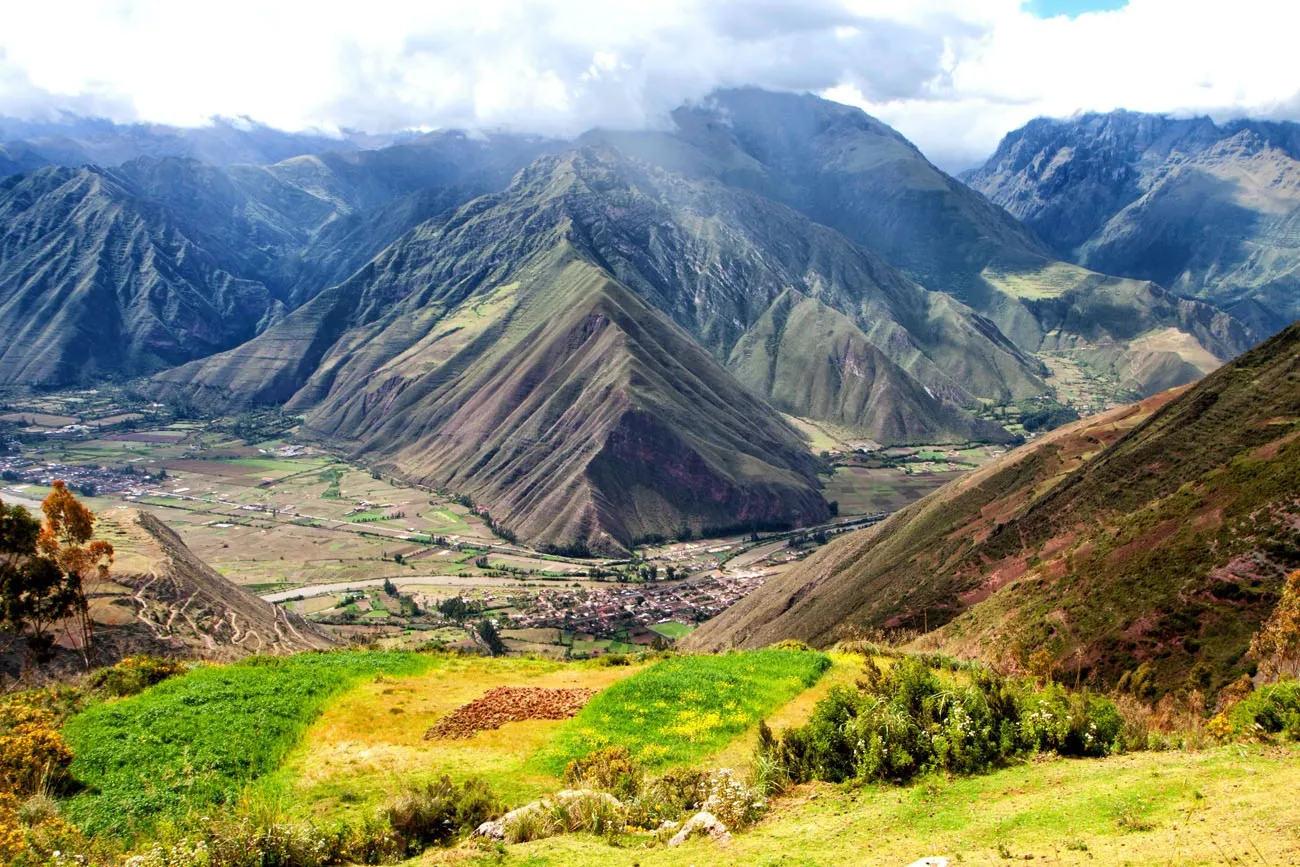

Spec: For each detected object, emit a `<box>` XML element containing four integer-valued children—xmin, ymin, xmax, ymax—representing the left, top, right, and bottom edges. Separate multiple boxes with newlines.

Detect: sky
<box><xmin>1</xmin><ymin>0</ymin><xmax>1297</xmax><ymax>169</ymax></box>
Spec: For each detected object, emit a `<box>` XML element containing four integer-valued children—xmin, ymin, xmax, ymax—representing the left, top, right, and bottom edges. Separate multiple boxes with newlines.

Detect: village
<box><xmin>500</xmin><ymin>569</ymin><xmax>768</xmax><ymax>635</ymax></box>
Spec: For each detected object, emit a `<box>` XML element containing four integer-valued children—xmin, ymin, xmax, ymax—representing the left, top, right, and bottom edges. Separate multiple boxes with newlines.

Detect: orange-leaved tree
<box><xmin>38</xmin><ymin>481</ymin><xmax>113</xmax><ymax>669</ymax></box>
<box><xmin>1251</xmin><ymin>570</ymin><xmax>1300</xmax><ymax>681</ymax></box>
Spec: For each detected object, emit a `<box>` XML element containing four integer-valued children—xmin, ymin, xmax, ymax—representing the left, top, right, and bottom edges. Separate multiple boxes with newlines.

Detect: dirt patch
<box><xmin>424</xmin><ymin>686</ymin><xmax>596</xmax><ymax>740</ymax></box>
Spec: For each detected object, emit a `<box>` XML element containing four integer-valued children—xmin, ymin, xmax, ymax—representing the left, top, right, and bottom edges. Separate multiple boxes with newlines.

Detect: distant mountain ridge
<box><xmin>966</xmin><ymin>110</ymin><xmax>1300</xmax><ymax>336</ymax></box>
<box><xmin>0</xmin><ymin>133</ymin><xmax>559</xmax><ymax>384</ymax></box>
<box><xmin>0</xmin><ymin>114</ymin><xmax>408</xmax><ymax>176</ymax></box>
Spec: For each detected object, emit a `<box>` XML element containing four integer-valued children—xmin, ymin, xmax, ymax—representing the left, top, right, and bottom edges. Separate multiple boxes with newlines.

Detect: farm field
<box><xmin>648</xmin><ymin>621</ymin><xmax>694</xmax><ymax>640</ymax></box>
<box><xmin>60</xmin><ymin>652</ymin><xmax>438</xmax><ymax>835</ymax></box>
<box><xmin>178</xmin><ymin>648</ymin><xmax>835</xmax><ymax>817</ymax></box>
<box><xmin>532</xmin><ymin>649</ymin><xmax>831</xmax><ymax>773</ymax></box>
<box><xmin>825</xmin><ymin>466</ymin><xmax>965</xmax><ymax>515</ymax></box>
<box><xmin>31</xmin><ymin>648</ymin><xmax>1300</xmax><ymax>867</ymax></box>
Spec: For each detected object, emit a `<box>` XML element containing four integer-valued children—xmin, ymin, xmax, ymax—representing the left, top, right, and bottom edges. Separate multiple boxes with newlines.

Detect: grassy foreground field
<box><xmin>440</xmin><ymin>744</ymin><xmax>1300</xmax><ymax>866</ymax></box>
<box><xmin>61</xmin><ymin>652</ymin><xmax>437</xmax><ymax>835</ymax></box>
<box><xmin>30</xmin><ymin>648</ymin><xmax>1300</xmax><ymax>867</ymax></box>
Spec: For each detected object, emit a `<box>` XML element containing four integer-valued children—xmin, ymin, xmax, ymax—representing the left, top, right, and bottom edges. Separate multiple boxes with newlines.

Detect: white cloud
<box><xmin>0</xmin><ymin>0</ymin><xmax>1298</xmax><ymax>168</ymax></box>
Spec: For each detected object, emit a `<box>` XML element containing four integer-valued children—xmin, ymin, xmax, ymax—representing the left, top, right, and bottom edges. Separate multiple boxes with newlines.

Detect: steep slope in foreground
<box><xmin>87</xmin><ymin>510</ymin><xmax>332</xmax><ymax>664</ymax></box>
<box><xmin>967</xmin><ymin>111</ymin><xmax>1300</xmax><ymax>336</ymax></box>
<box><xmin>688</xmin><ymin>322</ymin><xmax>1300</xmax><ymax>694</ymax></box>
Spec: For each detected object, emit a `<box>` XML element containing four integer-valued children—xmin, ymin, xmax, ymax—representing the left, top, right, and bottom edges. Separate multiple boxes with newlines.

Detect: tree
<box><xmin>39</xmin><ymin>481</ymin><xmax>113</xmax><ymax>670</ymax></box>
<box><xmin>2</xmin><ymin>499</ymin><xmax>69</xmax><ymax>664</ymax></box>
<box><xmin>475</xmin><ymin>619</ymin><xmax>507</xmax><ymax>657</ymax></box>
<box><xmin>0</xmin><ymin>483</ymin><xmax>112</xmax><ymax>669</ymax></box>
<box><xmin>1251</xmin><ymin>570</ymin><xmax>1300</xmax><ymax>680</ymax></box>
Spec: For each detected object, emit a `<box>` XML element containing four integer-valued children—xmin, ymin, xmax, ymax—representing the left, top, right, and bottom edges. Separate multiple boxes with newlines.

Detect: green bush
<box><xmin>159</xmin><ymin>811</ymin><xmax>402</xmax><ymax>867</ymax></box>
<box><xmin>385</xmin><ymin>775</ymin><xmax>501</xmax><ymax>853</ymax></box>
<box><xmin>1226</xmin><ymin>680</ymin><xmax>1300</xmax><ymax>739</ymax></box>
<box><xmin>1017</xmin><ymin>683</ymin><xmax>1122</xmax><ymax>757</ymax></box>
<box><xmin>761</xmin><ymin>655</ymin><xmax>1122</xmax><ymax>786</ymax></box>
<box><xmin>562</xmin><ymin>746</ymin><xmax>644</xmax><ymax>800</ymax></box>
<box><xmin>89</xmin><ymin>655</ymin><xmax>188</xmax><ymax>698</ymax></box>
<box><xmin>626</xmin><ymin>768</ymin><xmax>710</xmax><ymax>829</ymax></box>
<box><xmin>502</xmin><ymin>790</ymin><xmax>627</xmax><ymax>843</ymax></box>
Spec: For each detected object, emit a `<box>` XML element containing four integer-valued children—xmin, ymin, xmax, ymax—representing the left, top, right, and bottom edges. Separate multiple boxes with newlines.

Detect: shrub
<box><xmin>0</xmin><ymin>793</ymin><xmax>24</xmax><ymax>863</ymax></box>
<box><xmin>0</xmin><ymin>698</ymin><xmax>73</xmax><ymax>797</ymax></box>
<box><xmin>699</xmin><ymin>769</ymin><xmax>766</xmax><ymax>830</ymax></box>
<box><xmin>1113</xmin><ymin>691</ymin><xmax>1211</xmax><ymax>751</ymax></box>
<box><xmin>1017</xmin><ymin>683</ymin><xmax>1121</xmax><ymax>758</ymax></box>
<box><xmin>89</xmin><ymin>654</ymin><xmax>188</xmax><ymax>697</ymax></box>
<box><xmin>563</xmin><ymin>747</ymin><xmax>644</xmax><ymax>800</ymax></box>
<box><xmin>503</xmin><ymin>790</ymin><xmax>627</xmax><ymax>843</ymax></box>
<box><xmin>627</xmin><ymin>768</ymin><xmax>710</xmax><ymax>829</ymax></box>
<box><xmin>185</xmin><ymin>811</ymin><xmax>402</xmax><ymax>867</ymax></box>
<box><xmin>552</xmin><ymin>789</ymin><xmax>626</xmax><ymax>835</ymax></box>
<box><xmin>1250</xmin><ymin>570</ymin><xmax>1300</xmax><ymax>680</ymax></box>
<box><xmin>759</xmin><ymin>654</ymin><xmax>1123</xmax><ymax>787</ymax></box>
<box><xmin>1226</xmin><ymin>680</ymin><xmax>1300</xmax><ymax>740</ymax></box>
<box><xmin>385</xmin><ymin>775</ymin><xmax>501</xmax><ymax>852</ymax></box>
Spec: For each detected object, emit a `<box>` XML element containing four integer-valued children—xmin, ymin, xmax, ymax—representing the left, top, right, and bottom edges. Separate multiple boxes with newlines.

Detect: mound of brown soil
<box><xmin>424</xmin><ymin>686</ymin><xmax>596</xmax><ymax>739</ymax></box>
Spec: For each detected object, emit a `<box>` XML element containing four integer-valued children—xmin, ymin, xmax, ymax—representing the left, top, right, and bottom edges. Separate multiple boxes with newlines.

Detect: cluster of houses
<box><xmin>502</xmin><ymin>571</ymin><xmax>768</xmax><ymax>637</ymax></box>
<box><xmin>0</xmin><ymin>454</ymin><xmax>159</xmax><ymax>498</ymax></box>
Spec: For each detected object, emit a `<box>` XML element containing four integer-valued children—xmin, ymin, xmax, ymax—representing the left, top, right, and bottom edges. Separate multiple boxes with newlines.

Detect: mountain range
<box><xmin>0</xmin><ymin>113</ymin><xmax>407</xmax><ymax>176</ymax></box>
<box><xmin>0</xmin><ymin>90</ymin><xmax>1279</xmax><ymax>554</ymax></box>
<box><xmin>686</xmin><ymin>321</ymin><xmax>1300</xmax><ymax>695</ymax></box>
<box><xmin>966</xmin><ymin>110</ymin><xmax>1300</xmax><ymax>337</ymax></box>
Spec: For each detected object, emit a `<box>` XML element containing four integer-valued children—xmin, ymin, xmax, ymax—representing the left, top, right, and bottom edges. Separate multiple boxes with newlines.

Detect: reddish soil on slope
<box><xmin>423</xmin><ymin>686</ymin><xmax>597</xmax><ymax>739</ymax></box>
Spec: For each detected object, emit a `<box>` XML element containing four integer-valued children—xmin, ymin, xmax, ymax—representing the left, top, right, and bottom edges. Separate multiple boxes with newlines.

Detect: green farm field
<box><xmin>28</xmin><ymin>648</ymin><xmax>1300</xmax><ymax>867</ymax></box>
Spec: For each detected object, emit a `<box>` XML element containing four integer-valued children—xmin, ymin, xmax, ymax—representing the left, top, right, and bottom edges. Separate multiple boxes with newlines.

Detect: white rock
<box><xmin>667</xmin><ymin>810</ymin><xmax>731</xmax><ymax>847</ymax></box>
<box><xmin>474</xmin><ymin>820</ymin><xmax>505</xmax><ymax>840</ymax></box>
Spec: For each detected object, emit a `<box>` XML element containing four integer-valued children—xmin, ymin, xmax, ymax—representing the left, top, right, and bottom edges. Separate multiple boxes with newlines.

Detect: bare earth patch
<box><xmin>424</xmin><ymin>686</ymin><xmax>596</xmax><ymax>740</ymax></box>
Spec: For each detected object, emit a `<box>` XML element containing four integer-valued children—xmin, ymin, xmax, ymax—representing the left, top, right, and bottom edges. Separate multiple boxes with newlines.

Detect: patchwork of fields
<box><xmin>2</xmin><ymin>389</ymin><xmax>1017</xmax><ymax>659</ymax></box>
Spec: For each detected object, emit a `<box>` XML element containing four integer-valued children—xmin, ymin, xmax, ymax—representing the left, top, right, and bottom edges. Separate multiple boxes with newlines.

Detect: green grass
<box><xmin>59</xmin><ymin>651</ymin><xmax>437</xmax><ymax>836</ymax></box>
<box><xmin>459</xmin><ymin>744</ymin><xmax>1300</xmax><ymax>866</ymax></box>
<box><xmin>648</xmin><ymin>622</ymin><xmax>694</xmax><ymax>639</ymax></box>
<box><xmin>531</xmin><ymin>649</ymin><xmax>830</xmax><ymax>773</ymax></box>
<box><xmin>227</xmin><ymin>457</ymin><xmax>320</xmax><ymax>473</ymax></box>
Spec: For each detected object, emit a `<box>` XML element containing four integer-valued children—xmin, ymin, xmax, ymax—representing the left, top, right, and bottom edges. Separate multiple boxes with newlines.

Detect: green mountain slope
<box><xmin>167</xmin><ymin>145</ymin><xmax>1035</xmax><ymax>437</ymax></box>
<box><xmin>687</xmin><ymin>322</ymin><xmax>1300</xmax><ymax>695</ymax></box>
<box><xmin>966</xmin><ymin>111</ymin><xmax>1300</xmax><ymax>336</ymax></box>
<box><xmin>728</xmin><ymin>289</ymin><xmax>1011</xmax><ymax>444</ymax></box>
